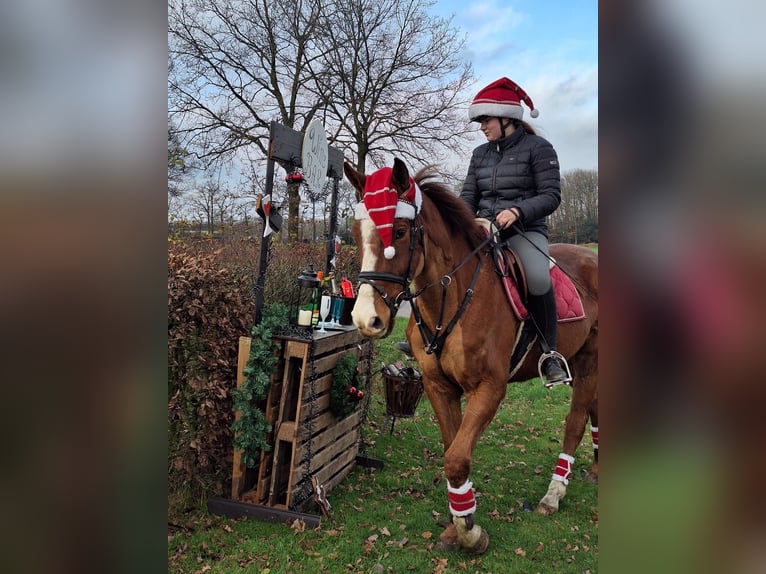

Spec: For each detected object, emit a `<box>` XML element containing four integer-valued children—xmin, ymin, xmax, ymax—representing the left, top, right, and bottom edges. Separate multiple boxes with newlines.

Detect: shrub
<box><xmin>168</xmin><ymin>244</ymin><xmax>251</xmax><ymax>503</ymax></box>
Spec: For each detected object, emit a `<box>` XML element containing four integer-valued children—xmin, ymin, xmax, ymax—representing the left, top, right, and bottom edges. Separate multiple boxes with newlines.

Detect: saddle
<box><xmin>477</xmin><ymin>221</ymin><xmax>585</xmax><ymax>378</ymax></box>
<box><xmin>477</xmin><ymin>222</ymin><xmax>585</xmax><ymax>322</ymax></box>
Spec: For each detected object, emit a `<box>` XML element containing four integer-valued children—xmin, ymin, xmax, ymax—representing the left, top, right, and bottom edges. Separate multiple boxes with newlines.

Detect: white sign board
<box><xmin>301</xmin><ymin>120</ymin><xmax>329</xmax><ymax>193</ymax></box>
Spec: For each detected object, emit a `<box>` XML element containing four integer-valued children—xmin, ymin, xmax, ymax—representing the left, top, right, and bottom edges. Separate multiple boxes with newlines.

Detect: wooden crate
<box><xmin>231</xmin><ymin>328</ymin><xmax>371</xmax><ymax>514</ymax></box>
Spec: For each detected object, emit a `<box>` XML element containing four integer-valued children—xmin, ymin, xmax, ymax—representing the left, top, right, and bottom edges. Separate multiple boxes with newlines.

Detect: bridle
<box><xmin>357</xmin><ymin>211</ymin><xmax>493</xmax><ymax>357</ymax></box>
<box><xmin>356</xmin><ymin>214</ymin><xmax>423</xmax><ymax>330</ymax></box>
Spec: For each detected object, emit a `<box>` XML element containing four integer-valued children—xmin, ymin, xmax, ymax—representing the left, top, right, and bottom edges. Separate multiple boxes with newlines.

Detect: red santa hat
<box><xmin>354</xmin><ymin>166</ymin><xmax>422</xmax><ymax>259</ymax></box>
<box><xmin>468</xmin><ymin>77</ymin><xmax>539</xmax><ymax>122</ymax></box>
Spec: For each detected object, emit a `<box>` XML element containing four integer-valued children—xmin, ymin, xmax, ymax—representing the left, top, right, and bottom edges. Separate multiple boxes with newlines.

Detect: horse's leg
<box><xmin>443</xmin><ymin>382</ymin><xmax>506</xmax><ymax>554</ymax></box>
<box><xmin>585</xmin><ymin>397</ymin><xmax>598</xmax><ymax>484</ymax></box>
<box><xmin>422</xmin><ymin>379</ymin><xmax>464</xmax><ymax>551</ymax></box>
<box><xmin>537</xmin><ymin>340</ymin><xmax>598</xmax><ymax>515</ymax></box>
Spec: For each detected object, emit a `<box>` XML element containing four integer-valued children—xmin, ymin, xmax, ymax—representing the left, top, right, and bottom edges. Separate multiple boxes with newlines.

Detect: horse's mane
<box><xmin>414</xmin><ymin>166</ymin><xmax>486</xmax><ymax>249</ymax></box>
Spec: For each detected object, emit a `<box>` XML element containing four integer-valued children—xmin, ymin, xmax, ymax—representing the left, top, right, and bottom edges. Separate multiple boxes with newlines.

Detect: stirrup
<box><xmin>538</xmin><ymin>351</ymin><xmax>572</xmax><ymax>388</ymax></box>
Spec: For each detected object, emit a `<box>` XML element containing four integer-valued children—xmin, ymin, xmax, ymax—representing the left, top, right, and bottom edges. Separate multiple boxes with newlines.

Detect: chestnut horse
<box><xmin>345</xmin><ymin>159</ymin><xmax>598</xmax><ymax>554</ymax></box>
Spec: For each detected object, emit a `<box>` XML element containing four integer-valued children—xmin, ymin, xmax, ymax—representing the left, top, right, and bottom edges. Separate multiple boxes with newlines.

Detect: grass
<box><xmin>169</xmin><ymin>318</ymin><xmax>598</xmax><ymax>573</ymax></box>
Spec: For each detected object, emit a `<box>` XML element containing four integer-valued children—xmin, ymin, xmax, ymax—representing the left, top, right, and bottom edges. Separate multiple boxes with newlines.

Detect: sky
<box><xmin>428</xmin><ymin>0</ymin><xmax>598</xmax><ymax>173</ymax></box>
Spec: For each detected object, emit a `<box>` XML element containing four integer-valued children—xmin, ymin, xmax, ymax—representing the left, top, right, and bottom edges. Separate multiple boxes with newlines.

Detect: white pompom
<box><xmin>384</xmin><ymin>246</ymin><xmax>396</xmax><ymax>259</ymax></box>
<box><xmin>530</xmin><ymin>108</ymin><xmax>539</xmax><ymax>118</ymax></box>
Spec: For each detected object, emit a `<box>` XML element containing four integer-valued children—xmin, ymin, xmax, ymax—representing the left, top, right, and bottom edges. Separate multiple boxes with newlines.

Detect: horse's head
<box><xmin>344</xmin><ymin>158</ymin><xmax>424</xmax><ymax>338</ymax></box>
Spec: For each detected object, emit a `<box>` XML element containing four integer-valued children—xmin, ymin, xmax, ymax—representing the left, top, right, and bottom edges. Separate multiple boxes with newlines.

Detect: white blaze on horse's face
<box><xmin>351</xmin><ymin>219</ymin><xmax>387</xmax><ymax>337</ymax></box>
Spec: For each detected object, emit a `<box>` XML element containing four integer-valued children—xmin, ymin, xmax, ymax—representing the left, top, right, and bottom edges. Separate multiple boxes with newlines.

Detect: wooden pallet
<box><xmin>231</xmin><ymin>328</ymin><xmax>370</xmax><ymax>513</ymax></box>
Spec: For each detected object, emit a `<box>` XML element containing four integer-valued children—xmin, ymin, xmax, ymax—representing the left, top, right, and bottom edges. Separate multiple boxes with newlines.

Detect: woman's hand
<box><xmin>496</xmin><ymin>208</ymin><xmax>521</xmax><ymax>229</ymax></box>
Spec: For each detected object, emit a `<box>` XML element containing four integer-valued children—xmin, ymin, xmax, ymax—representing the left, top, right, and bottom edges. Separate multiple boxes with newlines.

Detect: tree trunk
<box><xmin>287</xmin><ymin>183</ymin><xmax>301</xmax><ymax>244</ymax></box>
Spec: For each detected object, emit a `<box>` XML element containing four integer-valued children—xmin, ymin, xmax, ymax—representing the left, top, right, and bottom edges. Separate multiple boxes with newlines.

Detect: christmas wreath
<box><xmin>329</xmin><ymin>353</ymin><xmax>363</xmax><ymax>419</ymax></box>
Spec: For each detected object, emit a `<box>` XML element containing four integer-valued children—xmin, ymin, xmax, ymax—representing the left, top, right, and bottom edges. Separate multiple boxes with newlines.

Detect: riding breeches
<box><xmin>502</xmin><ymin>231</ymin><xmax>551</xmax><ymax>296</ymax></box>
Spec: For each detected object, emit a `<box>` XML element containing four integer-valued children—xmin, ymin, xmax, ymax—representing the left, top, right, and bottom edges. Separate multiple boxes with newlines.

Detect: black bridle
<box><xmin>357</xmin><ymin>214</ymin><xmax>493</xmax><ymax>357</ymax></box>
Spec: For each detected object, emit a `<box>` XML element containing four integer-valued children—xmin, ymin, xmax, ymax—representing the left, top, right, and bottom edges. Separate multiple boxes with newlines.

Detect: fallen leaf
<box><xmin>433</xmin><ymin>557</ymin><xmax>448</xmax><ymax>574</ymax></box>
<box><xmin>363</xmin><ymin>535</ymin><xmax>378</xmax><ymax>555</ymax></box>
<box><xmin>380</xmin><ymin>527</ymin><xmax>391</xmax><ymax>536</ymax></box>
<box><xmin>222</xmin><ymin>523</ymin><xmax>233</xmax><ymax>532</ymax></box>
<box><xmin>291</xmin><ymin>518</ymin><xmax>305</xmax><ymax>534</ymax></box>
<box><xmin>535</xmin><ymin>542</ymin><xmax>544</xmax><ymax>552</ymax></box>
<box><xmin>422</xmin><ymin>531</ymin><xmax>433</xmax><ymax>539</ymax></box>
<box><xmin>514</xmin><ymin>547</ymin><xmax>526</xmax><ymax>557</ymax></box>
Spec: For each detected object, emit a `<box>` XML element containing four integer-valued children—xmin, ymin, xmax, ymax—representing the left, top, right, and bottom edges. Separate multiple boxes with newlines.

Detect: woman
<box><xmin>459</xmin><ymin>77</ymin><xmax>570</xmax><ymax>385</ymax></box>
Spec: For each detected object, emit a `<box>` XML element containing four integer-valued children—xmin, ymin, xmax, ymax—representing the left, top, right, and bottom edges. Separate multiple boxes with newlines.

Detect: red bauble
<box><xmin>349</xmin><ymin>386</ymin><xmax>357</xmax><ymax>395</ymax></box>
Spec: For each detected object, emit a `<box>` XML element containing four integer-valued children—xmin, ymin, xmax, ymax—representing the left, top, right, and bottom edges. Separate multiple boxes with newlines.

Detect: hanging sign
<box><xmin>301</xmin><ymin>120</ymin><xmax>328</xmax><ymax>193</ymax></box>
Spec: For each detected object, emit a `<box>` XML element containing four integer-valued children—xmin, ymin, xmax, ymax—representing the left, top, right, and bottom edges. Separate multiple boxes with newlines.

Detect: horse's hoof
<box><xmin>584</xmin><ymin>471</ymin><xmax>599</xmax><ymax>484</ymax></box>
<box><xmin>453</xmin><ymin>516</ymin><xmax>490</xmax><ymax>555</ymax></box>
<box><xmin>464</xmin><ymin>528</ymin><xmax>489</xmax><ymax>555</ymax></box>
<box><xmin>436</xmin><ymin>524</ymin><xmax>460</xmax><ymax>552</ymax></box>
<box><xmin>535</xmin><ymin>502</ymin><xmax>558</xmax><ymax>516</ymax></box>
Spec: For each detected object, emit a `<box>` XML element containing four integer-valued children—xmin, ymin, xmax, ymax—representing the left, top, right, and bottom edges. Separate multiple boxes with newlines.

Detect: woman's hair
<box><xmin>512</xmin><ymin>118</ymin><xmax>537</xmax><ymax>135</ymax></box>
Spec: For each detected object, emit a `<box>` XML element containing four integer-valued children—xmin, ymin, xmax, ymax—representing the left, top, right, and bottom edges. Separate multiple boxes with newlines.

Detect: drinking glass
<box><xmin>318</xmin><ymin>295</ymin><xmax>331</xmax><ymax>333</ymax></box>
<box><xmin>330</xmin><ymin>296</ymin><xmax>342</xmax><ymax>326</ymax></box>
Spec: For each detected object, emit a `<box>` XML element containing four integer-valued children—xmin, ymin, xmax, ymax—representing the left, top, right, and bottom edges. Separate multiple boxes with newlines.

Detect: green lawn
<box><xmin>169</xmin><ymin>318</ymin><xmax>598</xmax><ymax>573</ymax></box>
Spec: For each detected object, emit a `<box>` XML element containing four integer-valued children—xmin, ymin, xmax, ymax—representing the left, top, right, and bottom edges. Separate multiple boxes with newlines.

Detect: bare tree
<box><xmin>168</xmin><ymin>0</ymin><xmax>475</xmax><ymax>238</ymax></box>
<box><xmin>168</xmin><ymin>0</ymin><xmax>327</xmax><ymax>239</ymax></box>
<box><xmin>168</xmin><ymin>118</ymin><xmax>191</xmax><ymax>199</ymax></box>
<box><xmin>550</xmin><ymin>169</ymin><xmax>599</xmax><ymax>243</ymax></box>
<box><xmin>316</xmin><ymin>0</ymin><xmax>475</xmax><ymax>172</ymax></box>
<box><xmin>187</xmin><ymin>179</ymin><xmax>235</xmax><ymax>235</ymax></box>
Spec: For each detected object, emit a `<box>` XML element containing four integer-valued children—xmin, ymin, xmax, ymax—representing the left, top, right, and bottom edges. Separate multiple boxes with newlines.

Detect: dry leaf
<box><xmin>291</xmin><ymin>518</ymin><xmax>305</xmax><ymax>533</ymax></box>
<box><xmin>380</xmin><ymin>527</ymin><xmax>391</xmax><ymax>536</ymax></box>
<box><xmin>222</xmin><ymin>523</ymin><xmax>233</xmax><ymax>532</ymax></box>
<box><xmin>433</xmin><ymin>557</ymin><xmax>448</xmax><ymax>574</ymax></box>
<box><xmin>514</xmin><ymin>547</ymin><xmax>526</xmax><ymax>557</ymax></box>
<box><xmin>422</xmin><ymin>531</ymin><xmax>433</xmax><ymax>539</ymax></box>
<box><xmin>363</xmin><ymin>540</ymin><xmax>374</xmax><ymax>555</ymax></box>
<box><xmin>535</xmin><ymin>542</ymin><xmax>544</xmax><ymax>552</ymax></box>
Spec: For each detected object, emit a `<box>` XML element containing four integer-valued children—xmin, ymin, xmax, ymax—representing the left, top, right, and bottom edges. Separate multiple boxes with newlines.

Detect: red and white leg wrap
<box><xmin>552</xmin><ymin>453</ymin><xmax>575</xmax><ymax>485</ymax></box>
<box><xmin>447</xmin><ymin>479</ymin><xmax>476</xmax><ymax>517</ymax></box>
<box><xmin>591</xmin><ymin>425</ymin><xmax>599</xmax><ymax>450</ymax></box>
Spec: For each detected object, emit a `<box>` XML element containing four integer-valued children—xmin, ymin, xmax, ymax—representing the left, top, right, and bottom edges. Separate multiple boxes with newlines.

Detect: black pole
<box><xmin>325</xmin><ymin>177</ymin><xmax>339</xmax><ymax>276</ymax></box>
<box><xmin>253</xmin><ymin>156</ymin><xmax>276</xmax><ymax>325</ymax></box>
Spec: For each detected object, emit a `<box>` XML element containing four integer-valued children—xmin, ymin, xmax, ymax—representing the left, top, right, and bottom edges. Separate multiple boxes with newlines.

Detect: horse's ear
<box><xmin>343</xmin><ymin>162</ymin><xmax>365</xmax><ymax>202</ymax></box>
<box><xmin>391</xmin><ymin>158</ymin><xmax>411</xmax><ymax>195</ymax></box>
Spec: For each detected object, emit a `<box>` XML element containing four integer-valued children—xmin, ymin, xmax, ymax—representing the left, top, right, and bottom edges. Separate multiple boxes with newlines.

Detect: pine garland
<box><xmin>231</xmin><ymin>304</ymin><xmax>288</xmax><ymax>468</ymax></box>
<box><xmin>329</xmin><ymin>353</ymin><xmax>363</xmax><ymax>419</ymax></box>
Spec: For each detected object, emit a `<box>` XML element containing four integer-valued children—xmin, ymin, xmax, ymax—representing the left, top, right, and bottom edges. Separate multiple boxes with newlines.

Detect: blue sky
<box><xmin>429</xmin><ymin>0</ymin><xmax>598</xmax><ymax>172</ymax></box>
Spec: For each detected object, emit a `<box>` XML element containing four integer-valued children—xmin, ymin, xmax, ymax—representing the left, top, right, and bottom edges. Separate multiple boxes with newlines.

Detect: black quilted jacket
<box><xmin>459</xmin><ymin>126</ymin><xmax>561</xmax><ymax>237</ymax></box>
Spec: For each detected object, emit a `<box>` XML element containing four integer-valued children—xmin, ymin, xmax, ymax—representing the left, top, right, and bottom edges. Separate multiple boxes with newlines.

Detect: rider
<box><xmin>459</xmin><ymin>77</ymin><xmax>570</xmax><ymax>385</ymax></box>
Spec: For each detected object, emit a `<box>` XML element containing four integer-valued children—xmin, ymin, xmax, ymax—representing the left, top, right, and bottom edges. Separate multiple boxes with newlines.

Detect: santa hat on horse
<box><xmin>354</xmin><ymin>166</ymin><xmax>422</xmax><ymax>260</ymax></box>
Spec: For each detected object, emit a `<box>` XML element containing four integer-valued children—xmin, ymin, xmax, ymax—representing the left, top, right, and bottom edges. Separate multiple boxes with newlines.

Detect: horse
<box><xmin>344</xmin><ymin>158</ymin><xmax>598</xmax><ymax>554</ymax></box>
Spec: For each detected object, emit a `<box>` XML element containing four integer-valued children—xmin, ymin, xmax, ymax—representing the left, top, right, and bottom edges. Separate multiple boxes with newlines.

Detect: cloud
<box><xmin>457</xmin><ymin>1</ymin><xmax>529</xmax><ymax>60</ymax></box>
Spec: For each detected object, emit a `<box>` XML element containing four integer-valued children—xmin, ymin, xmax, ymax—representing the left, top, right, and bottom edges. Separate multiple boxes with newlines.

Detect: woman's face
<box><xmin>478</xmin><ymin>117</ymin><xmax>505</xmax><ymax>142</ymax></box>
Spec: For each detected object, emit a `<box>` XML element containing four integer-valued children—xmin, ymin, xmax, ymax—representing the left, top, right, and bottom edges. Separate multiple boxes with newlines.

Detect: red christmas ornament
<box><xmin>349</xmin><ymin>386</ymin><xmax>357</xmax><ymax>395</ymax></box>
<box><xmin>357</xmin><ymin>390</ymin><xmax>364</xmax><ymax>399</ymax></box>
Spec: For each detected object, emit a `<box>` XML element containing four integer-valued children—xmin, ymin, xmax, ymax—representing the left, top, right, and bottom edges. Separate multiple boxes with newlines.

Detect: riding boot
<box><xmin>396</xmin><ymin>341</ymin><xmax>414</xmax><ymax>358</ymax></box>
<box><xmin>526</xmin><ymin>287</ymin><xmax>571</xmax><ymax>385</ymax></box>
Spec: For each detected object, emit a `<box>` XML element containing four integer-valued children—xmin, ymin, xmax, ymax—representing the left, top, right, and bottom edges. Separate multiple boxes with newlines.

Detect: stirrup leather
<box><xmin>538</xmin><ymin>351</ymin><xmax>572</xmax><ymax>388</ymax></box>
